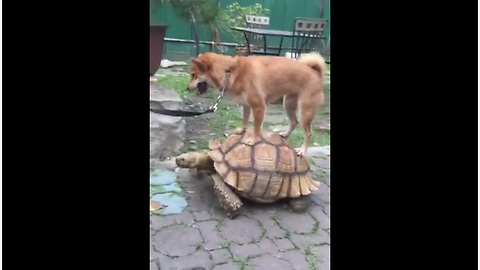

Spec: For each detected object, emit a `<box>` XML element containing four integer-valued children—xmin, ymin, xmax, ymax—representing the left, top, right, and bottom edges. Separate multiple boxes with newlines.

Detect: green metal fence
<box><xmin>150</xmin><ymin>0</ymin><xmax>330</xmax><ymax>60</ymax></box>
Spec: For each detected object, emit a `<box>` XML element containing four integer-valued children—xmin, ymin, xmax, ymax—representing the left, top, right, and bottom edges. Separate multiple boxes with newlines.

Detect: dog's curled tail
<box><xmin>298</xmin><ymin>52</ymin><xmax>327</xmax><ymax>79</ymax></box>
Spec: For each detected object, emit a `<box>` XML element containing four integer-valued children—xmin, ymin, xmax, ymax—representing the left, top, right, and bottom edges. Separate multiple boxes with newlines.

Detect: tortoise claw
<box><xmin>227</xmin><ymin>210</ymin><xmax>241</xmax><ymax>219</ymax></box>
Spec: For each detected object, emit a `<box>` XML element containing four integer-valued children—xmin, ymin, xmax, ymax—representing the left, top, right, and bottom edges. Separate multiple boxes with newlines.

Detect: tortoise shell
<box><xmin>207</xmin><ymin>130</ymin><xmax>321</xmax><ymax>203</ymax></box>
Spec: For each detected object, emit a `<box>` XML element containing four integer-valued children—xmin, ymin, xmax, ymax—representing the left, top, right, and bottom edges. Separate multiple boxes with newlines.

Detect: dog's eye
<box><xmin>191</xmin><ymin>73</ymin><xmax>196</xmax><ymax>79</ymax></box>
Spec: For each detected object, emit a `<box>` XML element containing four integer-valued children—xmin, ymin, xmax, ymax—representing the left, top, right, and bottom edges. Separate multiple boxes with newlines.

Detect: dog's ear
<box><xmin>191</xmin><ymin>58</ymin><xmax>211</xmax><ymax>71</ymax></box>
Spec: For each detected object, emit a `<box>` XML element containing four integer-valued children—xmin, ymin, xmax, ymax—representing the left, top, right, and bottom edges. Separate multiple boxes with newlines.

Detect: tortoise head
<box><xmin>175</xmin><ymin>152</ymin><xmax>210</xmax><ymax>168</ymax></box>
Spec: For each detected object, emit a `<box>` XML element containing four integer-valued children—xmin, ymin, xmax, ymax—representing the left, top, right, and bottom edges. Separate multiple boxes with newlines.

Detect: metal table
<box><xmin>230</xmin><ymin>27</ymin><xmax>324</xmax><ymax>57</ymax></box>
<box><xmin>230</xmin><ymin>27</ymin><xmax>296</xmax><ymax>56</ymax></box>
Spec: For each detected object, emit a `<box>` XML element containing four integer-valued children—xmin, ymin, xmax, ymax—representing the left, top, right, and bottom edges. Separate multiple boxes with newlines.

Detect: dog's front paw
<box><xmin>278</xmin><ymin>131</ymin><xmax>290</xmax><ymax>139</ymax></box>
<box><xmin>243</xmin><ymin>136</ymin><xmax>260</xmax><ymax>146</ymax></box>
<box><xmin>296</xmin><ymin>147</ymin><xmax>308</xmax><ymax>156</ymax></box>
<box><xmin>230</xmin><ymin>127</ymin><xmax>246</xmax><ymax>135</ymax></box>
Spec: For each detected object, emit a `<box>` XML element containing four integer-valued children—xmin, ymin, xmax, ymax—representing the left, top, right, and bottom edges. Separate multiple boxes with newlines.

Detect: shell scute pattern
<box><xmin>207</xmin><ymin>131</ymin><xmax>320</xmax><ymax>203</ymax></box>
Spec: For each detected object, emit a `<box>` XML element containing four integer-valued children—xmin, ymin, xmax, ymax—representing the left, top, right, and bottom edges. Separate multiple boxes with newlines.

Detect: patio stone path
<box><xmin>150</xmin><ymin>148</ymin><xmax>330</xmax><ymax>270</ymax></box>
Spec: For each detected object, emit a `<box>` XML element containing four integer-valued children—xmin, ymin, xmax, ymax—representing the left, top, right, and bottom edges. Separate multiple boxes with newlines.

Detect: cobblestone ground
<box><xmin>150</xmin><ymin>149</ymin><xmax>330</xmax><ymax>270</ymax></box>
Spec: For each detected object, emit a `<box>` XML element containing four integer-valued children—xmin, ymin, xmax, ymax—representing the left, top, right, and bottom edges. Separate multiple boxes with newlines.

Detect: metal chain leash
<box><xmin>208</xmin><ymin>71</ymin><xmax>230</xmax><ymax>113</ymax></box>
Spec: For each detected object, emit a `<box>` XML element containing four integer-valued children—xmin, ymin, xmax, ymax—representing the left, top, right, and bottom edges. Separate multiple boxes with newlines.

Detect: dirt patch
<box><xmin>182</xmin><ymin>92</ymin><xmax>231</xmax><ymax>151</ymax></box>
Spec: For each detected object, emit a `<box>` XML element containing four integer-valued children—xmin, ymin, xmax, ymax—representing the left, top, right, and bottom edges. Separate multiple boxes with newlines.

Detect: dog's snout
<box><xmin>187</xmin><ymin>82</ymin><xmax>197</xmax><ymax>91</ymax></box>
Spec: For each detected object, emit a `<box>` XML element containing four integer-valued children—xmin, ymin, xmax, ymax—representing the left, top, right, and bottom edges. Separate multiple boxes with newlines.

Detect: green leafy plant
<box><xmin>222</xmin><ymin>2</ymin><xmax>270</xmax><ymax>45</ymax></box>
<box><xmin>173</xmin><ymin>0</ymin><xmax>226</xmax><ymax>51</ymax></box>
<box><xmin>169</xmin><ymin>0</ymin><xmax>221</xmax><ymax>24</ymax></box>
<box><xmin>152</xmin><ymin>1</ymin><xmax>270</xmax><ymax>53</ymax></box>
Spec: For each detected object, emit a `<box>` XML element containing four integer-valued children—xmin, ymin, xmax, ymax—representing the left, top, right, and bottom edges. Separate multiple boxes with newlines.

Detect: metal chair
<box><xmin>243</xmin><ymin>15</ymin><xmax>279</xmax><ymax>56</ymax></box>
<box><xmin>290</xmin><ymin>17</ymin><xmax>328</xmax><ymax>59</ymax></box>
<box><xmin>322</xmin><ymin>34</ymin><xmax>330</xmax><ymax>64</ymax></box>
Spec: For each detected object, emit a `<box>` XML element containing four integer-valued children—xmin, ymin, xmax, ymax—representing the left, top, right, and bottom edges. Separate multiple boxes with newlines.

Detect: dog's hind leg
<box><xmin>279</xmin><ymin>94</ymin><xmax>299</xmax><ymax>138</ymax></box>
<box><xmin>297</xmin><ymin>91</ymin><xmax>324</xmax><ymax>156</ymax></box>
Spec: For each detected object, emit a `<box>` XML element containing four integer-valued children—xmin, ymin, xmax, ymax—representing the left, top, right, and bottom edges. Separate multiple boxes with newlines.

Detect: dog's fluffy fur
<box><xmin>188</xmin><ymin>52</ymin><xmax>327</xmax><ymax>156</ymax></box>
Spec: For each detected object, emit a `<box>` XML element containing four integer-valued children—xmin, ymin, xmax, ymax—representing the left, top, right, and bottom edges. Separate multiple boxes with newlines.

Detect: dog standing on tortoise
<box><xmin>187</xmin><ymin>52</ymin><xmax>327</xmax><ymax>156</ymax></box>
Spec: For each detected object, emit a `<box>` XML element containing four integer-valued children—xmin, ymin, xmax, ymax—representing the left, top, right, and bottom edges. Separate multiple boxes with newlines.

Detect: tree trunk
<box><xmin>190</xmin><ymin>13</ymin><xmax>200</xmax><ymax>56</ymax></box>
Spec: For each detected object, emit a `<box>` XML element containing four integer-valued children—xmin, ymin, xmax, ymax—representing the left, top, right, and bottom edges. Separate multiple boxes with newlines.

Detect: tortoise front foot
<box><xmin>213</xmin><ymin>185</ymin><xmax>243</xmax><ymax>219</ymax></box>
<box><xmin>288</xmin><ymin>196</ymin><xmax>311</xmax><ymax>212</ymax></box>
<box><xmin>226</xmin><ymin>209</ymin><xmax>241</xmax><ymax>219</ymax></box>
<box><xmin>211</xmin><ymin>174</ymin><xmax>243</xmax><ymax>219</ymax></box>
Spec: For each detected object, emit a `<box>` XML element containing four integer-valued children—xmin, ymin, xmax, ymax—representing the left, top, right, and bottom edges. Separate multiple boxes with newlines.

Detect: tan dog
<box><xmin>188</xmin><ymin>52</ymin><xmax>327</xmax><ymax>156</ymax></box>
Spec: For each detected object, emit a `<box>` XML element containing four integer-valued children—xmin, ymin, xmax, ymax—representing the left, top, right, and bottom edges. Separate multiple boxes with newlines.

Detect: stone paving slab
<box><xmin>150</xmin><ymin>154</ymin><xmax>330</xmax><ymax>270</ymax></box>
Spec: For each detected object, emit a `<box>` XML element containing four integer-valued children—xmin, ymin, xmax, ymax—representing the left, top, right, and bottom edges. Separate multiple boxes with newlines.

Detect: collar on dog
<box><xmin>150</xmin><ymin>71</ymin><xmax>231</xmax><ymax>117</ymax></box>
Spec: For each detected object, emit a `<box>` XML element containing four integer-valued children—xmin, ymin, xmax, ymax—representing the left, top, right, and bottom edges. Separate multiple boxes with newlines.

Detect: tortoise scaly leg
<box><xmin>211</xmin><ymin>174</ymin><xmax>243</xmax><ymax>219</ymax></box>
<box><xmin>288</xmin><ymin>196</ymin><xmax>311</xmax><ymax>212</ymax></box>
